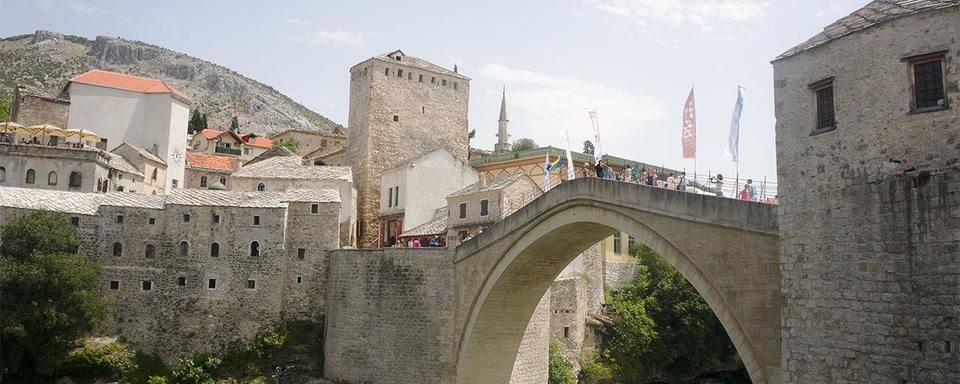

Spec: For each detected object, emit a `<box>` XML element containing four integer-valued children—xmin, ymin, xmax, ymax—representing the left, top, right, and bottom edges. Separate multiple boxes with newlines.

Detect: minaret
<box><xmin>494</xmin><ymin>86</ymin><xmax>511</xmax><ymax>153</ymax></box>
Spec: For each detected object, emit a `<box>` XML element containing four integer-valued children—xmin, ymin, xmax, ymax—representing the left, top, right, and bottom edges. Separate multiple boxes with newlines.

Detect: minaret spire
<box><xmin>494</xmin><ymin>85</ymin><xmax>511</xmax><ymax>153</ymax></box>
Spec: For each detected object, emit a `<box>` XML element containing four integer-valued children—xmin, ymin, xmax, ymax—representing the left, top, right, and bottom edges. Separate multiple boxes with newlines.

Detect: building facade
<box><xmin>9</xmin><ymin>84</ymin><xmax>70</xmax><ymax>128</ymax></box>
<box><xmin>0</xmin><ymin>143</ymin><xmax>111</xmax><ymax>193</ymax></box>
<box><xmin>111</xmin><ymin>143</ymin><xmax>169</xmax><ymax>195</ymax></box>
<box><xmin>271</xmin><ymin>127</ymin><xmax>347</xmax><ymax>158</ymax></box>
<box><xmin>345</xmin><ymin>50</ymin><xmax>470</xmax><ymax>247</ymax></box>
<box><xmin>184</xmin><ymin>152</ymin><xmax>239</xmax><ymax>189</ymax></box>
<box><xmin>445</xmin><ymin>174</ymin><xmax>542</xmax><ymax>244</ymax></box>
<box><xmin>66</xmin><ymin>70</ymin><xmax>190</xmax><ymax>191</ymax></box>
<box><xmin>378</xmin><ymin>149</ymin><xmax>479</xmax><ymax>247</ymax></box>
<box><xmin>773</xmin><ymin>2</ymin><xmax>959</xmax><ymax>383</ymax></box>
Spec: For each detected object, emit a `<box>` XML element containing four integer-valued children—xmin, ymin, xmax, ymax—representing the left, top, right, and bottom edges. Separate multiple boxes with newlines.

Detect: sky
<box><xmin>2</xmin><ymin>0</ymin><xmax>869</xmax><ymax>183</ymax></box>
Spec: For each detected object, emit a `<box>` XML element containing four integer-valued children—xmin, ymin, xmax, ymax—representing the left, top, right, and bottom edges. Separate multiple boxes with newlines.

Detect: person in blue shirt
<box><xmin>746</xmin><ymin>179</ymin><xmax>757</xmax><ymax>201</ymax></box>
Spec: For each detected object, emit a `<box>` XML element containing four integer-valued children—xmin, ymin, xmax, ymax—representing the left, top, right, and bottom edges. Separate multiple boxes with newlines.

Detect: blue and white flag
<box><xmin>723</xmin><ymin>86</ymin><xmax>744</xmax><ymax>162</ymax></box>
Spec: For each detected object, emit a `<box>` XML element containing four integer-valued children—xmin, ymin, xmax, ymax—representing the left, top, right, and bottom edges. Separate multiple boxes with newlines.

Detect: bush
<box><xmin>578</xmin><ymin>352</ymin><xmax>614</xmax><ymax>384</ymax></box>
<box><xmin>246</xmin><ymin>327</ymin><xmax>286</xmax><ymax>359</ymax></box>
<box><xmin>547</xmin><ymin>340</ymin><xmax>575</xmax><ymax>384</ymax></box>
<box><xmin>147</xmin><ymin>376</ymin><xmax>169</xmax><ymax>384</ymax></box>
<box><xmin>60</xmin><ymin>339</ymin><xmax>136</xmax><ymax>381</ymax></box>
<box><xmin>171</xmin><ymin>353</ymin><xmax>221</xmax><ymax>384</ymax></box>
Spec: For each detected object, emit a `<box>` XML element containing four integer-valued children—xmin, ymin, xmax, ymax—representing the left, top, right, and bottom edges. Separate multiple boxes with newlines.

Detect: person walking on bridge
<box><xmin>595</xmin><ymin>160</ymin><xmax>604</xmax><ymax>178</ymax></box>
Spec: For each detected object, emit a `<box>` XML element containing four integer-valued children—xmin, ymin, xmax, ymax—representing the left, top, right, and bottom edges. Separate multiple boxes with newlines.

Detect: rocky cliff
<box><xmin>0</xmin><ymin>30</ymin><xmax>341</xmax><ymax>134</ymax></box>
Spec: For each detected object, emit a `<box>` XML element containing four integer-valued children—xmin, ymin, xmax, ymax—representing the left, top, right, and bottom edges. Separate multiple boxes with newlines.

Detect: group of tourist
<box><xmin>583</xmin><ymin>161</ymin><xmax>765</xmax><ymax>202</ymax></box>
<box><xmin>387</xmin><ymin>235</ymin><xmax>444</xmax><ymax>248</ymax></box>
<box><xmin>583</xmin><ymin>160</ymin><xmax>688</xmax><ymax>191</ymax></box>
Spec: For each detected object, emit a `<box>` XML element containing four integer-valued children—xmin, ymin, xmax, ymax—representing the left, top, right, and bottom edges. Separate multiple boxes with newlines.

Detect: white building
<box><xmin>378</xmin><ymin>149</ymin><xmax>480</xmax><ymax>247</ymax></box>
<box><xmin>65</xmin><ymin>70</ymin><xmax>190</xmax><ymax>191</ymax></box>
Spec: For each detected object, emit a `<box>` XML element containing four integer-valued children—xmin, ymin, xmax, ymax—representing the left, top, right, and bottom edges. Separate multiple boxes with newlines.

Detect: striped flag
<box><xmin>723</xmin><ymin>86</ymin><xmax>744</xmax><ymax>162</ymax></box>
<box><xmin>681</xmin><ymin>86</ymin><xmax>696</xmax><ymax>159</ymax></box>
<box><xmin>588</xmin><ymin>109</ymin><xmax>602</xmax><ymax>164</ymax></box>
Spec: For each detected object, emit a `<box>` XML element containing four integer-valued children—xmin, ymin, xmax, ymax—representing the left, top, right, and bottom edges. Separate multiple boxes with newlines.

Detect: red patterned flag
<box><xmin>682</xmin><ymin>86</ymin><xmax>697</xmax><ymax>159</ymax></box>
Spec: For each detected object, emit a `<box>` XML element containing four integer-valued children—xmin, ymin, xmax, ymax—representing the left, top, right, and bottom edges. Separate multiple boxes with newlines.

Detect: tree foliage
<box><xmin>0</xmin><ymin>95</ymin><xmax>11</xmax><ymax>122</ymax></box>
<box><xmin>229</xmin><ymin>116</ymin><xmax>239</xmax><ymax>132</ymax></box>
<box><xmin>272</xmin><ymin>137</ymin><xmax>299</xmax><ymax>153</ymax></box>
<box><xmin>583</xmin><ymin>140</ymin><xmax>595</xmax><ymax>155</ymax></box>
<box><xmin>511</xmin><ymin>137</ymin><xmax>538</xmax><ymax>152</ymax></box>
<box><xmin>547</xmin><ymin>340</ymin><xmax>575</xmax><ymax>384</ymax></box>
<box><xmin>599</xmin><ymin>242</ymin><xmax>741</xmax><ymax>382</ymax></box>
<box><xmin>0</xmin><ymin>211</ymin><xmax>105</xmax><ymax>381</ymax></box>
<box><xmin>188</xmin><ymin>110</ymin><xmax>207</xmax><ymax>134</ymax></box>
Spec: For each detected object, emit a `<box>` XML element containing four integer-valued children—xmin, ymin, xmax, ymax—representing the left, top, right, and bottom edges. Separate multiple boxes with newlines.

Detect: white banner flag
<box><xmin>544</xmin><ymin>154</ymin><xmax>551</xmax><ymax>191</ymax></box>
<box><xmin>588</xmin><ymin>109</ymin><xmax>602</xmax><ymax>164</ymax></box>
<box><xmin>559</xmin><ymin>129</ymin><xmax>576</xmax><ymax>181</ymax></box>
<box><xmin>723</xmin><ymin>86</ymin><xmax>744</xmax><ymax>162</ymax></box>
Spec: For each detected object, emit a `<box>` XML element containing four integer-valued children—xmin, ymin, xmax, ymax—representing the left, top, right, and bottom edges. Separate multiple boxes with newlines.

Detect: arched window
<box><xmin>257</xmin><ymin>183</ymin><xmax>265</xmax><ymax>191</ymax></box>
<box><xmin>145</xmin><ymin>244</ymin><xmax>155</xmax><ymax>258</ymax></box>
<box><xmin>200</xmin><ymin>176</ymin><xmax>208</xmax><ymax>188</ymax></box>
<box><xmin>112</xmin><ymin>242</ymin><xmax>122</xmax><ymax>257</ymax></box>
<box><xmin>249</xmin><ymin>241</ymin><xmax>260</xmax><ymax>257</ymax></box>
<box><xmin>210</xmin><ymin>242</ymin><xmax>220</xmax><ymax>257</ymax></box>
<box><xmin>179</xmin><ymin>241</ymin><xmax>189</xmax><ymax>257</ymax></box>
<box><xmin>69</xmin><ymin>171</ymin><xmax>82</xmax><ymax>189</ymax></box>
<box><xmin>151</xmin><ymin>168</ymin><xmax>158</xmax><ymax>181</ymax></box>
<box><xmin>47</xmin><ymin>171</ymin><xmax>58</xmax><ymax>186</ymax></box>
<box><xmin>0</xmin><ymin>166</ymin><xmax>5</xmax><ymax>182</ymax></box>
<box><xmin>219</xmin><ymin>177</ymin><xmax>226</xmax><ymax>185</ymax></box>
<box><xmin>25</xmin><ymin>169</ymin><xmax>35</xmax><ymax>184</ymax></box>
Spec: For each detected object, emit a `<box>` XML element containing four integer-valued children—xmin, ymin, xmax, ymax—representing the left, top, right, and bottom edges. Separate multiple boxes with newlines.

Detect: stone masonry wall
<box><xmin>510</xmin><ymin>290</ymin><xmax>551</xmax><ymax>384</ymax></box>
<box><xmin>324</xmin><ymin>248</ymin><xmax>456</xmax><ymax>383</ymax></box>
<box><xmin>346</xmin><ymin>54</ymin><xmax>470</xmax><ymax>247</ymax></box>
<box><xmin>774</xmin><ymin>7</ymin><xmax>959</xmax><ymax>383</ymax></box>
<box><xmin>11</xmin><ymin>87</ymin><xmax>70</xmax><ymax>128</ymax></box>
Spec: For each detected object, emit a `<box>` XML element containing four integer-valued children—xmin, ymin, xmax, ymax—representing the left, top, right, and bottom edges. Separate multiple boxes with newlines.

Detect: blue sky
<box><xmin>2</xmin><ymin>0</ymin><xmax>868</xmax><ymax>183</ymax></box>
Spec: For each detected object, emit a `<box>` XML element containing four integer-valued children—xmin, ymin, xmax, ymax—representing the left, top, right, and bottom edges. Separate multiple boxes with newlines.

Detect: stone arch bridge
<box><xmin>453</xmin><ymin>178</ymin><xmax>781</xmax><ymax>384</ymax></box>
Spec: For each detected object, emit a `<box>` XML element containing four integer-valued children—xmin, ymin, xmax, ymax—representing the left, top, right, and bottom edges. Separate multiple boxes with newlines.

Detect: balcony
<box><xmin>214</xmin><ymin>146</ymin><xmax>241</xmax><ymax>156</ymax></box>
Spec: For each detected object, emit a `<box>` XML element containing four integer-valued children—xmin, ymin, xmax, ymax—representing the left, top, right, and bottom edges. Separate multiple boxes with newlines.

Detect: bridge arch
<box><xmin>453</xmin><ymin>179</ymin><xmax>780</xmax><ymax>384</ymax></box>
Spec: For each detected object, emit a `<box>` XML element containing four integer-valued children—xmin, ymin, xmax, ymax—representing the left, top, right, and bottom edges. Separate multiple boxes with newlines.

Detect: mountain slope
<box><xmin>0</xmin><ymin>30</ymin><xmax>342</xmax><ymax>134</ymax></box>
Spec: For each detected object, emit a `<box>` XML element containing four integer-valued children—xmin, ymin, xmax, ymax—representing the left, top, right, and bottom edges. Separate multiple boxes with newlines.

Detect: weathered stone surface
<box><xmin>773</xmin><ymin>4</ymin><xmax>960</xmax><ymax>383</ymax></box>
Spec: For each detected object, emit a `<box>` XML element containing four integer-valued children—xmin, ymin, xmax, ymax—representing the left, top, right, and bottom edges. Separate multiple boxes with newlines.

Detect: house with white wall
<box><xmin>65</xmin><ymin>70</ymin><xmax>189</xmax><ymax>191</ymax></box>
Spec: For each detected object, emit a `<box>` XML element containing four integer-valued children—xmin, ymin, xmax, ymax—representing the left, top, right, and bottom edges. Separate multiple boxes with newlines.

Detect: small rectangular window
<box><xmin>480</xmin><ymin>199</ymin><xmax>489</xmax><ymax>216</ymax></box>
<box><xmin>142</xmin><ymin>281</ymin><xmax>152</xmax><ymax>291</ymax></box>
<box><xmin>213</xmin><ymin>214</ymin><xmax>220</xmax><ymax>224</ymax></box>
<box><xmin>71</xmin><ymin>217</ymin><xmax>80</xmax><ymax>226</ymax></box>
<box><xmin>384</xmin><ymin>67</ymin><xmax>389</xmax><ymax>76</ymax></box>
<box><xmin>177</xmin><ymin>277</ymin><xmax>186</xmax><ymax>287</ymax></box>
<box><xmin>311</xmin><ymin>203</ymin><xmax>319</xmax><ymax>214</ymax></box>
<box><xmin>253</xmin><ymin>216</ymin><xmax>260</xmax><ymax>225</ymax></box>
<box><xmin>459</xmin><ymin>203</ymin><xmax>467</xmax><ymax>219</ymax></box>
<box><xmin>148</xmin><ymin>217</ymin><xmax>156</xmax><ymax>225</ymax></box>
<box><xmin>442</xmin><ymin>79</ymin><xmax>447</xmax><ymax>86</ymax></box>
<box><xmin>393</xmin><ymin>115</ymin><xmax>400</xmax><ymax>122</ymax></box>
<box><xmin>296</xmin><ymin>275</ymin><xmax>302</xmax><ymax>284</ymax></box>
<box><xmin>454</xmin><ymin>82</ymin><xmax>458</xmax><ymax>90</ymax></box>
<box><xmin>208</xmin><ymin>279</ymin><xmax>217</xmax><ymax>289</ymax></box>
<box><xmin>613</xmin><ymin>233</ymin><xmax>622</xmax><ymax>254</ymax></box>
<box><xmin>418</xmin><ymin>74</ymin><xmax>423</xmax><ymax>83</ymax></box>
<box><xmin>247</xmin><ymin>279</ymin><xmax>256</xmax><ymax>290</ymax></box>
<box><xmin>431</xmin><ymin>76</ymin><xmax>436</xmax><ymax>84</ymax></box>
<box><xmin>397</xmin><ymin>69</ymin><xmax>403</xmax><ymax>77</ymax></box>
<box><xmin>912</xmin><ymin>57</ymin><xmax>946</xmax><ymax>111</ymax></box>
<box><xmin>298</xmin><ymin>248</ymin><xmax>306</xmax><ymax>259</ymax></box>
<box><xmin>110</xmin><ymin>280</ymin><xmax>119</xmax><ymax>290</ymax></box>
<box><xmin>183</xmin><ymin>214</ymin><xmax>190</xmax><ymax>222</ymax></box>
<box><xmin>809</xmin><ymin>78</ymin><xmax>835</xmax><ymax>133</ymax></box>
<box><xmin>564</xmin><ymin>327</ymin><xmax>570</xmax><ymax>338</ymax></box>
<box><xmin>394</xmin><ymin>186</ymin><xmax>399</xmax><ymax>206</ymax></box>
<box><xmin>388</xmin><ymin>187</ymin><xmax>393</xmax><ymax>208</ymax></box>
<box><xmin>116</xmin><ymin>215</ymin><xmax>124</xmax><ymax>224</ymax></box>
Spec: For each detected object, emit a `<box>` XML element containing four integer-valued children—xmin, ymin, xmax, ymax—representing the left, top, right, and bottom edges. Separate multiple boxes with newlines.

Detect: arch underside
<box><xmin>455</xmin><ymin>201</ymin><xmax>780</xmax><ymax>384</ymax></box>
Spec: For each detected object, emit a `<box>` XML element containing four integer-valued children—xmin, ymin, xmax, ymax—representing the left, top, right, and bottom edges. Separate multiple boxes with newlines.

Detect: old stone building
<box><xmin>445</xmin><ymin>174</ymin><xmax>542</xmax><ymax>244</ymax></box>
<box><xmin>0</xmin><ymin>142</ymin><xmax>159</xmax><ymax>194</ymax></box>
<box><xmin>272</xmin><ymin>127</ymin><xmax>347</xmax><ymax>158</ymax></box>
<box><xmin>346</xmin><ymin>50</ymin><xmax>470</xmax><ymax>247</ymax></box>
<box><xmin>111</xmin><ymin>143</ymin><xmax>169</xmax><ymax>195</ymax></box>
<box><xmin>184</xmin><ymin>151</ymin><xmax>239</xmax><ymax>189</ymax></box>
<box><xmin>773</xmin><ymin>1</ymin><xmax>959</xmax><ymax>383</ymax></box>
<box><xmin>9</xmin><ymin>84</ymin><xmax>70</xmax><ymax>128</ymax></box>
<box><xmin>0</xmin><ymin>186</ymin><xmax>341</xmax><ymax>361</ymax></box>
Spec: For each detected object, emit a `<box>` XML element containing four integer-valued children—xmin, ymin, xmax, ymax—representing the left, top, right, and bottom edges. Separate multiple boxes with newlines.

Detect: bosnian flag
<box><xmin>681</xmin><ymin>86</ymin><xmax>696</xmax><ymax>159</ymax></box>
<box><xmin>723</xmin><ymin>86</ymin><xmax>744</xmax><ymax>162</ymax></box>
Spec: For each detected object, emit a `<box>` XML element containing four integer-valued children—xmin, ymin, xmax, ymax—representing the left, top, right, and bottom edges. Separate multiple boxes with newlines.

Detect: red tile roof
<box><xmin>185</xmin><ymin>151</ymin><xmax>239</xmax><ymax>173</ymax></box>
<box><xmin>70</xmin><ymin>70</ymin><xmax>190</xmax><ymax>101</ymax></box>
<box><xmin>200</xmin><ymin>129</ymin><xmax>225</xmax><ymax>140</ymax></box>
<box><xmin>240</xmin><ymin>134</ymin><xmax>272</xmax><ymax>148</ymax></box>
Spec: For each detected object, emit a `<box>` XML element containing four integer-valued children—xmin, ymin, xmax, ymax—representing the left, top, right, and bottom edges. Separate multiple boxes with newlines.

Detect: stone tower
<box><xmin>345</xmin><ymin>50</ymin><xmax>471</xmax><ymax>247</ymax></box>
<box><xmin>494</xmin><ymin>86</ymin><xmax>511</xmax><ymax>153</ymax></box>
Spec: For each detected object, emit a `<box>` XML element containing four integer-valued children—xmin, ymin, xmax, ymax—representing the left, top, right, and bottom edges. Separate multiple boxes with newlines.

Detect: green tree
<box><xmin>578</xmin><ymin>351</ymin><xmax>614</xmax><ymax>384</ymax></box>
<box><xmin>272</xmin><ymin>137</ymin><xmax>299</xmax><ymax>153</ymax></box>
<box><xmin>229</xmin><ymin>116</ymin><xmax>239</xmax><ymax>132</ymax></box>
<box><xmin>0</xmin><ymin>95</ymin><xmax>11</xmax><ymax>122</ymax></box>
<box><xmin>583</xmin><ymin>140</ymin><xmax>595</xmax><ymax>155</ymax></box>
<box><xmin>547</xmin><ymin>340</ymin><xmax>575</xmax><ymax>384</ymax></box>
<box><xmin>171</xmin><ymin>353</ymin><xmax>221</xmax><ymax>384</ymax></box>
<box><xmin>468</xmin><ymin>129</ymin><xmax>476</xmax><ymax>147</ymax></box>
<box><xmin>511</xmin><ymin>138</ymin><xmax>538</xmax><ymax>151</ymax></box>
<box><xmin>188</xmin><ymin>110</ymin><xmax>207</xmax><ymax>134</ymax></box>
<box><xmin>0</xmin><ymin>211</ymin><xmax>105</xmax><ymax>381</ymax></box>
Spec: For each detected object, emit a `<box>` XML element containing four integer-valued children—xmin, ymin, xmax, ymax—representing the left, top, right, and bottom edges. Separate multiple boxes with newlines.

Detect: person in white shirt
<box><xmin>665</xmin><ymin>173</ymin><xmax>677</xmax><ymax>190</ymax></box>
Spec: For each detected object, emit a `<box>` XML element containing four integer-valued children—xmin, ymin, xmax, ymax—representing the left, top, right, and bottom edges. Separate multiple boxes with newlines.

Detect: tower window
<box><xmin>208</xmin><ymin>278</ymin><xmax>217</xmax><ymax>289</ymax></box>
<box><xmin>418</xmin><ymin>74</ymin><xmax>423</xmax><ymax>83</ymax></box>
<box><xmin>141</xmin><ymin>280</ymin><xmax>152</xmax><ymax>291</ymax></box>
<box><xmin>112</xmin><ymin>242</ymin><xmax>123</xmax><ymax>257</ymax></box>
<box><xmin>250</xmin><ymin>241</ymin><xmax>260</xmax><ymax>257</ymax></box>
<box><xmin>213</xmin><ymin>214</ymin><xmax>220</xmax><ymax>224</ymax></box>
<box><xmin>564</xmin><ymin>327</ymin><xmax>570</xmax><ymax>338</ymax></box>
<box><xmin>459</xmin><ymin>203</ymin><xmax>467</xmax><ymax>219</ymax></box>
<box><xmin>393</xmin><ymin>115</ymin><xmax>400</xmax><ymax>122</ymax></box>
<box><xmin>311</xmin><ymin>204</ymin><xmax>319</xmax><ymax>214</ymax></box>
<box><xmin>148</xmin><ymin>217</ymin><xmax>156</xmax><ymax>225</ymax></box>
<box><xmin>911</xmin><ymin>55</ymin><xmax>946</xmax><ymax>111</ymax></box>
<box><xmin>384</xmin><ymin>67</ymin><xmax>389</xmax><ymax>76</ymax></box>
<box><xmin>109</xmin><ymin>280</ymin><xmax>119</xmax><ymax>290</ymax></box>
<box><xmin>210</xmin><ymin>242</ymin><xmax>220</xmax><ymax>257</ymax></box>
<box><xmin>145</xmin><ymin>244</ymin><xmax>155</xmax><ymax>258</ymax></box>
<box><xmin>177</xmin><ymin>277</ymin><xmax>186</xmax><ymax>287</ymax></box>
<box><xmin>296</xmin><ymin>275</ymin><xmax>302</xmax><ymax>284</ymax></box>
<box><xmin>253</xmin><ymin>216</ymin><xmax>260</xmax><ymax>225</ymax></box>
<box><xmin>116</xmin><ymin>215</ymin><xmax>124</xmax><ymax>224</ymax></box>
<box><xmin>298</xmin><ymin>248</ymin><xmax>306</xmax><ymax>259</ymax></box>
<box><xmin>183</xmin><ymin>214</ymin><xmax>190</xmax><ymax>222</ymax></box>
<box><xmin>397</xmin><ymin>69</ymin><xmax>403</xmax><ymax>77</ymax></box>
<box><xmin>810</xmin><ymin>78</ymin><xmax>835</xmax><ymax>134</ymax></box>
<box><xmin>179</xmin><ymin>241</ymin><xmax>189</xmax><ymax>257</ymax></box>
<box><xmin>247</xmin><ymin>279</ymin><xmax>256</xmax><ymax>290</ymax></box>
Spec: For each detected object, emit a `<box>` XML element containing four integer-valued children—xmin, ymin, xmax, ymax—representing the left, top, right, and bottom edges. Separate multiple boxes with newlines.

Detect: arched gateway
<box><xmin>453</xmin><ymin>178</ymin><xmax>781</xmax><ymax>383</ymax></box>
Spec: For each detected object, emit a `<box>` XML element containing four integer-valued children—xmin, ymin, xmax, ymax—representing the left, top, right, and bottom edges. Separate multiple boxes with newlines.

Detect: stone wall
<box><xmin>345</xmin><ymin>52</ymin><xmax>470</xmax><ymax>247</ymax></box>
<box><xmin>10</xmin><ymin>85</ymin><xmax>70</xmax><ymax>127</ymax></box>
<box><xmin>324</xmin><ymin>247</ymin><xmax>456</xmax><ymax>383</ymax></box>
<box><xmin>774</xmin><ymin>6</ymin><xmax>960</xmax><ymax>383</ymax></box>
<box><xmin>0</xmin><ymin>144</ymin><xmax>110</xmax><ymax>193</ymax></box>
<box><xmin>603</xmin><ymin>260</ymin><xmax>637</xmax><ymax>291</ymax></box>
<box><xmin>510</xmin><ymin>291</ymin><xmax>551</xmax><ymax>384</ymax></box>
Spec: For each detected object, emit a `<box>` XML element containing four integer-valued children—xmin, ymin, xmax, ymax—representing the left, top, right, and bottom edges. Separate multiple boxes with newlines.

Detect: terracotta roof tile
<box><xmin>186</xmin><ymin>152</ymin><xmax>239</xmax><ymax>173</ymax></box>
<box><xmin>70</xmin><ymin>70</ymin><xmax>190</xmax><ymax>101</ymax></box>
<box><xmin>244</xmin><ymin>136</ymin><xmax>272</xmax><ymax>148</ymax></box>
<box><xmin>200</xmin><ymin>129</ymin><xmax>224</xmax><ymax>140</ymax></box>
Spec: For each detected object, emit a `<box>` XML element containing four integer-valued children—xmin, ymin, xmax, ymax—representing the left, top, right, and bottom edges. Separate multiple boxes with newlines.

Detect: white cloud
<box><xmin>293</xmin><ymin>30</ymin><xmax>378</xmax><ymax>48</ymax></box>
<box><xmin>478</xmin><ymin>64</ymin><xmax>670</xmax><ymax>150</ymax></box>
<box><xmin>286</xmin><ymin>18</ymin><xmax>312</xmax><ymax>25</ymax></box>
<box><xmin>592</xmin><ymin>0</ymin><xmax>767</xmax><ymax>31</ymax></box>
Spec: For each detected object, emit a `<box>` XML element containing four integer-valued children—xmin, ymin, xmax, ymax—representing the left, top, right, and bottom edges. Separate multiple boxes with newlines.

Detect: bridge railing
<box><xmin>582</xmin><ymin>170</ymin><xmax>778</xmax><ymax>204</ymax></box>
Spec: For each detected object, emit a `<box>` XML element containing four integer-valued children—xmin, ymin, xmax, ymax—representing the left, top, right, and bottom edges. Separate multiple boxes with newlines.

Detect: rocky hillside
<box><xmin>0</xmin><ymin>30</ymin><xmax>342</xmax><ymax>134</ymax></box>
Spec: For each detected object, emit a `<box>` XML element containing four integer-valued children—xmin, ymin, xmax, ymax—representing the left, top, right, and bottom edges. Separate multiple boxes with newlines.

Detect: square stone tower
<box><xmin>346</xmin><ymin>50</ymin><xmax>470</xmax><ymax>247</ymax></box>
